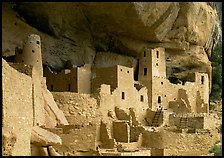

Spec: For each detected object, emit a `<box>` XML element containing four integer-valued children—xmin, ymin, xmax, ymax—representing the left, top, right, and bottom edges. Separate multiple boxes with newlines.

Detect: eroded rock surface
<box><xmin>2</xmin><ymin>2</ymin><xmax>222</xmax><ymax>79</ymax></box>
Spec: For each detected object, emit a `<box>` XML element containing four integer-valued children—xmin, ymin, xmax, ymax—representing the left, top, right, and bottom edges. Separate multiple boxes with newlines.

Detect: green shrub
<box><xmin>210</xmin><ymin>42</ymin><xmax>222</xmax><ymax>100</ymax></box>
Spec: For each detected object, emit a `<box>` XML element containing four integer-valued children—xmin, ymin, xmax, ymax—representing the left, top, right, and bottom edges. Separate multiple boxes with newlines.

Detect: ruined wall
<box><xmin>77</xmin><ymin>64</ymin><xmax>91</xmax><ymax>94</ymax></box>
<box><xmin>32</xmin><ymin>67</ymin><xmax>45</xmax><ymax>126</ymax></box>
<box><xmin>45</xmin><ymin>64</ymin><xmax>91</xmax><ymax>94</ymax></box>
<box><xmin>44</xmin><ymin>67</ymin><xmax>78</xmax><ymax>92</ymax></box>
<box><xmin>2</xmin><ymin>59</ymin><xmax>33</xmax><ymax>156</ymax></box>
<box><xmin>113</xmin><ymin>121</ymin><xmax>130</xmax><ymax>143</ymax></box>
<box><xmin>93</xmin><ymin>65</ymin><xmax>148</xmax><ymax>124</ymax></box>
<box><xmin>92</xmin><ymin>65</ymin><xmax>150</xmax><ymax>148</ymax></box>
<box><xmin>117</xmin><ymin>65</ymin><xmax>134</xmax><ymax>88</ymax></box>
<box><xmin>168</xmin><ymin>113</ymin><xmax>205</xmax><ymax>129</ymax></box>
<box><xmin>141</xmin><ymin>130</ymin><xmax>165</xmax><ymax>148</ymax></box>
<box><xmin>92</xmin><ymin>66</ymin><xmax>118</xmax><ymax>93</ymax></box>
<box><xmin>137</xmin><ymin>47</ymin><xmax>210</xmax><ymax>113</ymax></box>
<box><xmin>149</xmin><ymin>71</ymin><xmax>208</xmax><ymax>113</ymax></box>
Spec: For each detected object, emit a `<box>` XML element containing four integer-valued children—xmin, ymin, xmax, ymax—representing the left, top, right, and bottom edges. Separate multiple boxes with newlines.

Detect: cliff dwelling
<box><xmin>2</xmin><ymin>2</ymin><xmax>222</xmax><ymax>156</ymax></box>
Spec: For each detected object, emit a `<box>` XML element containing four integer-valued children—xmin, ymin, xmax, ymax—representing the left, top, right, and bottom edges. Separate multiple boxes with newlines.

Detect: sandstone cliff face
<box><xmin>2</xmin><ymin>2</ymin><xmax>222</xmax><ymax>86</ymax></box>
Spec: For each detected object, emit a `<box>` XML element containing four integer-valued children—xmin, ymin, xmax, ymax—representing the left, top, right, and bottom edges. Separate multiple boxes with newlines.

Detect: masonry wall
<box><xmin>141</xmin><ymin>131</ymin><xmax>164</xmax><ymax>148</ymax></box>
<box><xmin>168</xmin><ymin>114</ymin><xmax>204</xmax><ymax>129</ymax></box>
<box><xmin>93</xmin><ymin>65</ymin><xmax>149</xmax><ymax>147</ymax></box>
<box><xmin>93</xmin><ymin>65</ymin><xmax>149</xmax><ymax>124</ymax></box>
<box><xmin>2</xmin><ymin>59</ymin><xmax>33</xmax><ymax>156</ymax></box>
<box><xmin>113</xmin><ymin>121</ymin><xmax>130</xmax><ymax>143</ymax></box>
<box><xmin>138</xmin><ymin>47</ymin><xmax>209</xmax><ymax>114</ymax></box>
<box><xmin>117</xmin><ymin>65</ymin><xmax>134</xmax><ymax>88</ymax></box>
<box><xmin>45</xmin><ymin>67</ymin><xmax>78</xmax><ymax>92</ymax></box>
<box><xmin>77</xmin><ymin>64</ymin><xmax>91</xmax><ymax>94</ymax></box>
<box><xmin>92</xmin><ymin>66</ymin><xmax>118</xmax><ymax>93</ymax></box>
<box><xmin>112</xmin><ymin>87</ymin><xmax>149</xmax><ymax>124</ymax></box>
<box><xmin>96</xmin><ymin>84</ymin><xmax>149</xmax><ymax>146</ymax></box>
<box><xmin>32</xmin><ymin>67</ymin><xmax>45</xmax><ymax>126</ymax></box>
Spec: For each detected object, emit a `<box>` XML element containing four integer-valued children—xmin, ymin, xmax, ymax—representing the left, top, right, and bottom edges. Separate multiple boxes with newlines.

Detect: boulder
<box><xmin>31</xmin><ymin>126</ymin><xmax>62</xmax><ymax>146</ymax></box>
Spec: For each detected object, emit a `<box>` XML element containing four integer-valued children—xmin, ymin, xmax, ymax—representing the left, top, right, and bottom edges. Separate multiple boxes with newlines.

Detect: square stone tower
<box><xmin>138</xmin><ymin>47</ymin><xmax>166</xmax><ymax>109</ymax></box>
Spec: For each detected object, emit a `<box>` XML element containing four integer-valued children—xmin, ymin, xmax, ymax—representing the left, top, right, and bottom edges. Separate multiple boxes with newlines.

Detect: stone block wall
<box><xmin>2</xmin><ymin>59</ymin><xmax>33</xmax><ymax>156</ymax></box>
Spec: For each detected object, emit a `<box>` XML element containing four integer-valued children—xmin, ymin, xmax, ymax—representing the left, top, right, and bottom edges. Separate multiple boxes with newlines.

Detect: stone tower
<box><xmin>138</xmin><ymin>47</ymin><xmax>166</xmax><ymax>109</ymax></box>
<box><xmin>14</xmin><ymin>34</ymin><xmax>45</xmax><ymax>126</ymax></box>
<box><xmin>138</xmin><ymin>47</ymin><xmax>166</xmax><ymax>82</ymax></box>
<box><xmin>14</xmin><ymin>34</ymin><xmax>43</xmax><ymax>77</ymax></box>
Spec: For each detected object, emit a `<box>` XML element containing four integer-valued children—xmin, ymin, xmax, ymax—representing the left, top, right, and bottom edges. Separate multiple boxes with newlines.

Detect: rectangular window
<box><xmin>144</xmin><ymin>68</ymin><xmax>147</xmax><ymax>76</ymax></box>
<box><xmin>122</xmin><ymin>92</ymin><xmax>125</xmax><ymax>100</ymax></box>
<box><xmin>158</xmin><ymin>96</ymin><xmax>161</xmax><ymax>104</ymax></box>
<box><xmin>50</xmin><ymin>85</ymin><xmax>53</xmax><ymax>91</ymax></box>
<box><xmin>140</xmin><ymin>95</ymin><xmax>144</xmax><ymax>102</ymax></box>
<box><xmin>144</xmin><ymin>51</ymin><xmax>146</xmax><ymax>57</ymax></box>
<box><xmin>201</xmin><ymin>76</ymin><xmax>204</xmax><ymax>84</ymax></box>
<box><xmin>68</xmin><ymin>84</ymin><xmax>71</xmax><ymax>91</ymax></box>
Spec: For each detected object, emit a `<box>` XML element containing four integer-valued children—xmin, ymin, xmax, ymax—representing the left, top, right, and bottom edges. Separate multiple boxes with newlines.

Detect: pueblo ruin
<box><xmin>2</xmin><ymin>34</ymin><xmax>221</xmax><ymax>156</ymax></box>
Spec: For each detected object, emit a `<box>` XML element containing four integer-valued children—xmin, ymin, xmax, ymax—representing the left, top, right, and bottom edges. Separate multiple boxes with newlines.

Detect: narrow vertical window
<box><xmin>140</xmin><ymin>95</ymin><xmax>144</xmax><ymax>102</ymax></box>
<box><xmin>158</xmin><ymin>96</ymin><xmax>161</xmax><ymax>104</ymax></box>
<box><xmin>156</xmin><ymin>51</ymin><xmax>159</xmax><ymax>58</ymax></box>
<box><xmin>50</xmin><ymin>85</ymin><xmax>53</xmax><ymax>91</ymax></box>
<box><xmin>201</xmin><ymin>76</ymin><xmax>204</xmax><ymax>84</ymax></box>
<box><xmin>68</xmin><ymin>84</ymin><xmax>71</xmax><ymax>91</ymax></box>
<box><xmin>122</xmin><ymin>92</ymin><xmax>125</xmax><ymax>100</ymax></box>
<box><xmin>144</xmin><ymin>51</ymin><xmax>146</xmax><ymax>57</ymax></box>
<box><xmin>144</xmin><ymin>68</ymin><xmax>147</xmax><ymax>76</ymax></box>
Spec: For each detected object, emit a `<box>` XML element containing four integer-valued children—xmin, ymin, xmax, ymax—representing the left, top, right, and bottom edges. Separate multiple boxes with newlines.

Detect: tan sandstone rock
<box><xmin>31</xmin><ymin>126</ymin><xmax>62</xmax><ymax>146</ymax></box>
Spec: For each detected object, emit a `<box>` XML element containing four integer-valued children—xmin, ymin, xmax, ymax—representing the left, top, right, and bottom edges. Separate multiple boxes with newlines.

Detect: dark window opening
<box><xmin>36</xmin><ymin>41</ymin><xmax>40</xmax><ymax>45</ymax></box>
<box><xmin>68</xmin><ymin>84</ymin><xmax>71</xmax><ymax>91</ymax></box>
<box><xmin>144</xmin><ymin>68</ymin><xmax>147</xmax><ymax>76</ymax></box>
<box><xmin>161</xmin><ymin>82</ymin><xmax>163</xmax><ymax>85</ymax></box>
<box><xmin>50</xmin><ymin>85</ymin><xmax>53</xmax><ymax>91</ymax></box>
<box><xmin>121</xmin><ymin>69</ymin><xmax>122</xmax><ymax>71</ymax></box>
<box><xmin>156</xmin><ymin>63</ymin><xmax>159</xmax><ymax>66</ymax></box>
<box><xmin>158</xmin><ymin>96</ymin><xmax>161</xmax><ymax>104</ymax></box>
<box><xmin>134</xmin><ymin>59</ymin><xmax>139</xmax><ymax>81</ymax></box>
<box><xmin>140</xmin><ymin>95</ymin><xmax>144</xmax><ymax>102</ymax></box>
<box><xmin>156</xmin><ymin>51</ymin><xmax>159</xmax><ymax>58</ymax></box>
<box><xmin>32</xmin><ymin>50</ymin><xmax>35</xmax><ymax>53</ymax></box>
<box><xmin>201</xmin><ymin>76</ymin><xmax>204</xmax><ymax>84</ymax></box>
<box><xmin>122</xmin><ymin>92</ymin><xmax>125</xmax><ymax>100</ymax></box>
<box><xmin>127</xmin><ymin>71</ymin><xmax>129</xmax><ymax>73</ymax></box>
<box><xmin>22</xmin><ymin>60</ymin><xmax>24</xmax><ymax>63</ymax></box>
<box><xmin>144</xmin><ymin>51</ymin><xmax>146</xmax><ymax>57</ymax></box>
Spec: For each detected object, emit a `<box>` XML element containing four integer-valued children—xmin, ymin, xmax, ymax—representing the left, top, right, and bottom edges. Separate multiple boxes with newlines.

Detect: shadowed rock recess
<box><xmin>2</xmin><ymin>2</ymin><xmax>222</xmax><ymax>156</ymax></box>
